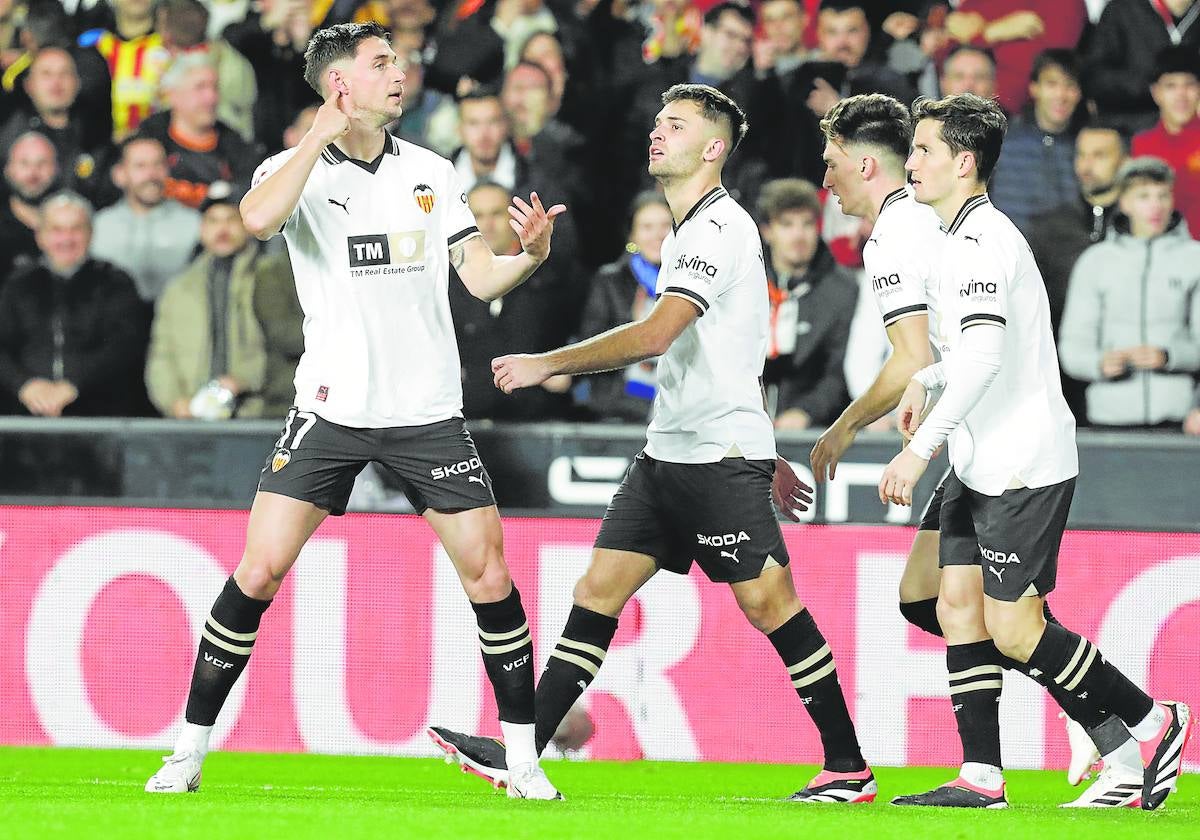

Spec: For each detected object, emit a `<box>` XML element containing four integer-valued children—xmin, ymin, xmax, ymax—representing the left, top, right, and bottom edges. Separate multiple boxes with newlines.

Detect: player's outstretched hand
<box><xmin>810</xmin><ymin>419</ymin><xmax>854</xmax><ymax>482</ymax></box>
<box><xmin>878</xmin><ymin>448</ymin><xmax>928</xmax><ymax>507</ymax></box>
<box><xmin>492</xmin><ymin>353</ymin><xmax>552</xmax><ymax>394</ymax></box>
<box><xmin>310</xmin><ymin>89</ymin><xmax>350</xmax><ymax>145</ymax></box>
<box><xmin>511</xmin><ymin>192</ymin><xmax>566</xmax><ymax>263</ymax></box>
<box><xmin>772</xmin><ymin>456</ymin><xmax>814</xmax><ymax>522</ymax></box>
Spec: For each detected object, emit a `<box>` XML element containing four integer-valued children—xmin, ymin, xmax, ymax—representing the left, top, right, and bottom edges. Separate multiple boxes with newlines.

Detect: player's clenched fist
<box><xmin>510</xmin><ymin>192</ymin><xmax>566</xmax><ymax>263</ymax></box>
<box><xmin>492</xmin><ymin>354</ymin><xmax>552</xmax><ymax>394</ymax></box>
<box><xmin>310</xmin><ymin>90</ymin><xmax>350</xmax><ymax>145</ymax></box>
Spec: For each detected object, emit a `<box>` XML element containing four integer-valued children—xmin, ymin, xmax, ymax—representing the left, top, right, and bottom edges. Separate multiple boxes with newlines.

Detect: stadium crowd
<box><xmin>0</xmin><ymin>0</ymin><xmax>1198</xmax><ymax>434</ymax></box>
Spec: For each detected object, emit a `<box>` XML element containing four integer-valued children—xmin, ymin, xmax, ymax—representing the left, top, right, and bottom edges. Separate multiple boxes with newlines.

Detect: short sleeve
<box><xmin>955</xmin><ymin>238</ymin><xmax>1008</xmax><ymax>330</ymax></box>
<box><xmin>655</xmin><ymin>222</ymin><xmax>740</xmax><ymax>316</ymax></box>
<box><xmin>250</xmin><ymin>150</ymin><xmax>299</xmax><ymax>232</ymax></box>
<box><xmin>444</xmin><ymin>163</ymin><xmax>480</xmax><ymax>248</ymax></box>
<box><xmin>863</xmin><ymin>234</ymin><xmax>928</xmax><ymax>328</ymax></box>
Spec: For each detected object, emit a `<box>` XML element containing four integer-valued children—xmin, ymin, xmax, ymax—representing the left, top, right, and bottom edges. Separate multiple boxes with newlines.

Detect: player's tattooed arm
<box><xmin>449</xmin><ymin>242</ymin><xmax>466</xmax><ymax>271</ymax></box>
<box><xmin>455</xmin><ymin>192</ymin><xmax>566</xmax><ymax>301</ymax></box>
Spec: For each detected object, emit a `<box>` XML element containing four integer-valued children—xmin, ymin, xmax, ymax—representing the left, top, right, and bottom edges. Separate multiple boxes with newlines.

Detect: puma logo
<box><xmin>577</xmin><ymin>680</ymin><xmax>587</xmax><ymax>690</ymax></box>
<box><xmin>709</xmin><ymin>218</ymin><xmax>726</xmax><ymax>232</ymax></box>
<box><xmin>467</xmin><ymin>473</ymin><xmax>486</xmax><ymax>485</ymax></box>
<box><xmin>988</xmin><ymin>565</ymin><xmax>1005</xmax><ymax>583</ymax></box>
<box><xmin>328</xmin><ymin>196</ymin><xmax>350</xmax><ymax>214</ymax></box>
<box><xmin>720</xmin><ymin>548</ymin><xmax>740</xmax><ymax>563</ymax></box>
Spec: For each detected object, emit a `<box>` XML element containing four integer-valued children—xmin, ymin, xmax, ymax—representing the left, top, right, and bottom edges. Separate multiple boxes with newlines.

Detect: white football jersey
<box><xmin>933</xmin><ymin>194</ymin><xmax>1078</xmax><ymax>494</ymax></box>
<box><xmin>252</xmin><ymin>136</ymin><xmax>480</xmax><ymax>428</ymax></box>
<box><xmin>862</xmin><ymin>187</ymin><xmax>945</xmax><ymax>351</ymax></box>
<box><xmin>646</xmin><ymin>186</ymin><xmax>776</xmax><ymax>463</ymax></box>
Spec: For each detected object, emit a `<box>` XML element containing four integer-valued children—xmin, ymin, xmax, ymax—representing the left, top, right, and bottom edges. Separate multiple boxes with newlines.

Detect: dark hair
<box><xmin>159</xmin><ymin>0</ymin><xmax>210</xmax><ymax>49</ymax></box>
<box><xmin>456</xmin><ymin>83</ymin><xmax>502</xmax><ymax>106</ymax></box>
<box><xmin>704</xmin><ymin>1</ymin><xmax>755</xmax><ymax>28</ymax></box>
<box><xmin>911</xmin><ymin>93</ymin><xmax>1007</xmax><ymax>184</ymax></box>
<box><xmin>757</xmin><ymin>178</ymin><xmax>821</xmax><ymax>224</ymax></box>
<box><xmin>660</xmin><ymin>83</ymin><xmax>749</xmax><ymax>155</ymax></box>
<box><xmin>943</xmin><ymin>44</ymin><xmax>996</xmax><ymax>73</ymax></box>
<box><xmin>1077</xmin><ymin>119</ymin><xmax>1131</xmax><ymax>153</ymax></box>
<box><xmin>1029</xmin><ymin>47</ymin><xmax>1081</xmax><ymax>85</ymax></box>
<box><xmin>1151</xmin><ymin>44</ymin><xmax>1200</xmax><ymax>83</ymax></box>
<box><xmin>818</xmin><ymin>0</ymin><xmax>867</xmax><ymax>15</ymax></box>
<box><xmin>117</xmin><ymin>133</ymin><xmax>166</xmax><ymax>161</ymax></box>
<box><xmin>819</xmin><ymin>93</ymin><xmax>912</xmax><ymax>164</ymax></box>
<box><xmin>467</xmin><ymin>179</ymin><xmax>511</xmax><ymax>199</ymax></box>
<box><xmin>23</xmin><ymin>0</ymin><xmax>71</xmax><ymax>49</ymax></box>
<box><xmin>303</xmin><ymin>23</ymin><xmax>390</xmax><ymax>95</ymax></box>
<box><xmin>628</xmin><ymin>190</ymin><xmax>670</xmax><ymax>230</ymax></box>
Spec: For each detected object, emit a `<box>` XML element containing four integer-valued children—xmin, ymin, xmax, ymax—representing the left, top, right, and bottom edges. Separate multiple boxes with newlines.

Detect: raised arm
<box><xmin>452</xmin><ymin>192</ymin><xmax>566</xmax><ymax>302</ymax></box>
<box><xmin>240</xmin><ymin>91</ymin><xmax>349</xmax><ymax>240</ymax></box>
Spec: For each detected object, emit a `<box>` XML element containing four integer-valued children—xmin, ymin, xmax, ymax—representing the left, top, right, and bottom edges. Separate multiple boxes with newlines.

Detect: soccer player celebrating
<box><xmin>430</xmin><ymin>84</ymin><xmax>875</xmax><ymax>804</ymax></box>
<box><xmin>145</xmin><ymin>23</ymin><xmax>566</xmax><ymax>799</ymax></box>
<box><xmin>882</xmin><ymin>93</ymin><xmax>1191</xmax><ymax>811</ymax></box>
<box><xmin>815</xmin><ymin>93</ymin><xmax>1142</xmax><ymax>806</ymax></box>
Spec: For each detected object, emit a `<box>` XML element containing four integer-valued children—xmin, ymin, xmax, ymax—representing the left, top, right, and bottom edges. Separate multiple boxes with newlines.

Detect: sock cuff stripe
<box><xmin>1056</xmin><ymin>635</ymin><xmax>1089</xmax><ymax>685</ymax></box>
<box><xmin>550</xmin><ymin>648</ymin><xmax>601</xmax><ymax>677</ymax></box>
<box><xmin>950</xmin><ymin>678</ymin><xmax>1004</xmax><ymax>695</ymax></box>
<box><xmin>479</xmin><ymin>634</ymin><xmax>532</xmax><ymax>656</ymax></box>
<box><xmin>791</xmin><ymin>659</ymin><xmax>837</xmax><ymax>689</ymax></box>
<box><xmin>1063</xmin><ymin>644</ymin><xmax>1098</xmax><ymax>692</ymax></box>
<box><xmin>478</xmin><ymin>622</ymin><xmax>529</xmax><ymax>642</ymax></box>
<box><xmin>201</xmin><ymin>627</ymin><xmax>253</xmax><ymax>656</ymax></box>
<box><xmin>207</xmin><ymin>614</ymin><xmax>258</xmax><ymax>642</ymax></box>
<box><xmin>557</xmin><ymin>637</ymin><xmax>609</xmax><ymax>662</ymax></box>
<box><xmin>786</xmin><ymin>643</ymin><xmax>832</xmax><ymax>676</ymax></box>
<box><xmin>949</xmin><ymin>664</ymin><xmax>1003</xmax><ymax>682</ymax></box>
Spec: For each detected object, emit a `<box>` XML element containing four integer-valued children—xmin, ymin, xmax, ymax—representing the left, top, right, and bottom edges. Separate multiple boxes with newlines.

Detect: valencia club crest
<box><xmin>413</xmin><ymin>184</ymin><xmax>436</xmax><ymax>213</ymax></box>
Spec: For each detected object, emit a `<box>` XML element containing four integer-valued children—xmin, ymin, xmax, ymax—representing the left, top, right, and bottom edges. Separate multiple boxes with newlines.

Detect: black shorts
<box><xmin>918</xmin><ymin>468</ymin><xmax>951</xmax><ymax>531</ymax></box>
<box><xmin>938</xmin><ymin>470</ymin><xmax>1075</xmax><ymax>602</ymax></box>
<box><xmin>256</xmin><ymin>409</ymin><xmax>495</xmax><ymax>516</ymax></box>
<box><xmin>594</xmin><ymin>452</ymin><xmax>791</xmax><ymax>584</ymax></box>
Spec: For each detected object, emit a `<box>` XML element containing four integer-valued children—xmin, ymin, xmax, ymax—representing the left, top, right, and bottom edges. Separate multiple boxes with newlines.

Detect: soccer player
<box><xmin>429</xmin><ymin>84</ymin><xmax>875</xmax><ymax>804</ymax></box>
<box><xmin>812</xmin><ymin>93</ymin><xmax>1143</xmax><ymax>806</ymax></box>
<box><xmin>145</xmin><ymin>23</ymin><xmax>566</xmax><ymax>800</ymax></box>
<box><xmin>881</xmin><ymin>93</ymin><xmax>1191</xmax><ymax>811</ymax></box>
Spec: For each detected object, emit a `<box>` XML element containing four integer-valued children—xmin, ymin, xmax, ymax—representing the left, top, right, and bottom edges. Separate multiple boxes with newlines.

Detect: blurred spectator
<box><xmin>423</xmin><ymin>0</ymin><xmax>504</xmax><ymax>95</ymax></box>
<box><xmin>1132</xmin><ymin>46</ymin><xmax>1200</xmax><ymax>240</ymax></box>
<box><xmin>146</xmin><ymin>184</ymin><xmax>269</xmax><ymax>419</ymax></box>
<box><xmin>387</xmin><ymin>46</ymin><xmax>448</xmax><ymax>150</ymax></box>
<box><xmin>501</xmin><ymin>60</ymin><xmax>584</xmax><ymax>203</ymax></box>
<box><xmin>282</xmin><ymin>104</ymin><xmax>317</xmax><ymax>150</ymax></box>
<box><xmin>0</xmin><ymin>191</ymin><xmax>149</xmax><ymax>416</ymax></box>
<box><xmin>251</xmin><ymin>245</ymin><xmax>303</xmax><ymax>419</ymax></box>
<box><xmin>0</xmin><ymin>46</ymin><xmax>113</xmax><ymax>203</ymax></box>
<box><xmin>772</xmin><ymin>0</ymin><xmax>916</xmax><ymax>183</ymax></box>
<box><xmin>1060</xmin><ymin>157</ymin><xmax>1200</xmax><ymax>429</ymax></box>
<box><xmin>518</xmin><ymin>29</ymin><xmax>593</xmax><ymax>139</ymax></box>
<box><xmin>450</xmin><ymin>180</ymin><xmax>572</xmax><ymax>420</ymax></box>
<box><xmin>491</xmin><ymin>0</ymin><xmax>558</xmax><ymax>70</ymax></box>
<box><xmin>938</xmin><ymin>44</ymin><xmax>996</xmax><ymax>98</ymax></box>
<box><xmin>137</xmin><ymin>52</ymin><xmax>261</xmax><ymax>208</ymax></box>
<box><xmin>82</xmin><ymin>0</ymin><xmax>171</xmax><ymax>140</ymax></box>
<box><xmin>0</xmin><ymin>0</ymin><xmax>20</xmax><ymax>75</ymax></box>
<box><xmin>944</xmin><ymin>0</ymin><xmax>1086</xmax><ymax>115</ymax></box>
<box><xmin>754</xmin><ymin>0</ymin><xmax>812</xmax><ymax>78</ymax></box>
<box><xmin>1086</xmin><ymin>0</ymin><xmax>1200</xmax><ymax>134</ymax></box>
<box><xmin>757</xmin><ymin>178</ymin><xmax>854</xmax><ymax>430</ymax></box>
<box><xmin>576</xmin><ymin>191</ymin><xmax>672</xmax><ymax>423</ymax></box>
<box><xmin>0</xmin><ymin>130</ymin><xmax>57</xmax><ymax>284</ymax></box>
<box><xmin>990</xmin><ymin>49</ymin><xmax>1083</xmax><ymax>236</ymax></box>
<box><xmin>222</xmin><ymin>0</ymin><xmax>322</xmax><ymax>153</ymax></box>
<box><xmin>453</xmin><ymin>87</ymin><xmax>522</xmax><ymax>192</ymax></box>
<box><xmin>1028</xmin><ymin>123</ymin><xmax>1128</xmax><ymax>422</ymax></box>
<box><xmin>1028</xmin><ymin>124</ymin><xmax>1128</xmax><ymax>332</ymax></box>
<box><xmin>157</xmin><ymin>0</ymin><xmax>257</xmax><ymax>143</ymax></box>
<box><xmin>1186</xmin><ymin>385</ymin><xmax>1200</xmax><ymax>435</ymax></box>
<box><xmin>4</xmin><ymin>1</ymin><xmax>114</xmax><ymax>143</ymax></box>
<box><xmin>90</xmin><ymin>135</ymin><xmax>200</xmax><ymax>301</ymax></box>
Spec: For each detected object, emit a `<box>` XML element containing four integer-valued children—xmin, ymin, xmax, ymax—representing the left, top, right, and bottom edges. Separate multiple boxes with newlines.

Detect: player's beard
<box><xmin>649</xmin><ymin>147</ymin><xmax>702</xmax><ymax>184</ymax></box>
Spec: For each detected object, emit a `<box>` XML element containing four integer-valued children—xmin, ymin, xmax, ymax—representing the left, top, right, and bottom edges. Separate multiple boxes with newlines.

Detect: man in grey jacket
<box><xmin>91</xmin><ymin>136</ymin><xmax>200</xmax><ymax>301</ymax></box>
<box><xmin>1059</xmin><ymin>156</ymin><xmax>1200</xmax><ymax>428</ymax></box>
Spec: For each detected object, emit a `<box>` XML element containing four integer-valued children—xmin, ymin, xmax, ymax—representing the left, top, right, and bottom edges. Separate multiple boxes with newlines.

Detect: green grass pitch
<box><xmin>1</xmin><ymin>747</ymin><xmax>1196</xmax><ymax>839</ymax></box>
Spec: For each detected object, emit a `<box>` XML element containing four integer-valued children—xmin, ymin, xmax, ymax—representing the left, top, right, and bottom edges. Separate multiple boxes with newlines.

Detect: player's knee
<box><xmin>571</xmin><ymin>573</ymin><xmax>622</xmax><ymax>615</ymax></box>
<box><xmin>935</xmin><ymin>588</ymin><xmax>978</xmax><ymax>637</ymax></box>
<box><xmin>986</xmin><ymin>612</ymin><xmax>1043</xmax><ymax>663</ymax></box>
<box><xmin>737</xmin><ymin>588</ymin><xmax>799</xmax><ymax>634</ymax></box>
<box><xmin>234</xmin><ymin>559</ymin><xmax>284</xmax><ymax>600</ymax></box>
<box><xmin>459</xmin><ymin>545</ymin><xmax>510</xmax><ymax>602</ymax></box>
